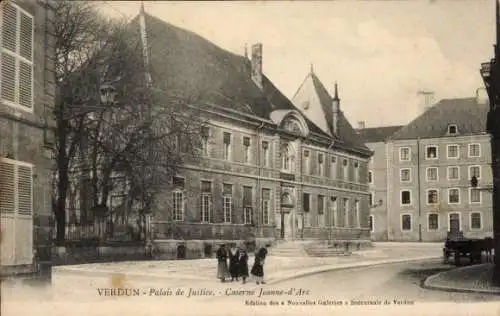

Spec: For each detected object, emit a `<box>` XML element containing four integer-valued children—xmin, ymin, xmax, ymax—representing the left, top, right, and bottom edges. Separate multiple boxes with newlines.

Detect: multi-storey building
<box><xmin>0</xmin><ymin>0</ymin><xmax>55</xmax><ymax>276</ymax></box>
<box><xmin>356</xmin><ymin>125</ymin><xmax>403</xmax><ymax>241</ymax></box>
<box><xmin>127</xmin><ymin>8</ymin><xmax>373</xmax><ymax>257</ymax></box>
<box><xmin>358</xmin><ymin>94</ymin><xmax>493</xmax><ymax>242</ymax></box>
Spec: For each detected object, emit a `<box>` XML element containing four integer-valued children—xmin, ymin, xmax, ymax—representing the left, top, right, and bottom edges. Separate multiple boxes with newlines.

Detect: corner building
<box><xmin>131</xmin><ymin>9</ymin><xmax>372</xmax><ymax>257</ymax></box>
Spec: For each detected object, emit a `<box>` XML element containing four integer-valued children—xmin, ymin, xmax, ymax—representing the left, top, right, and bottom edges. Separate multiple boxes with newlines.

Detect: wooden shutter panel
<box><xmin>0</xmin><ymin>162</ymin><xmax>15</xmax><ymax>214</ymax></box>
<box><xmin>17</xmin><ymin>166</ymin><xmax>32</xmax><ymax>216</ymax></box>
<box><xmin>1</xmin><ymin>53</ymin><xmax>16</xmax><ymax>102</ymax></box>
<box><xmin>19</xmin><ymin>61</ymin><xmax>33</xmax><ymax>108</ymax></box>
<box><xmin>2</xmin><ymin>4</ymin><xmax>17</xmax><ymax>52</ymax></box>
<box><xmin>19</xmin><ymin>12</ymin><xmax>33</xmax><ymax>60</ymax></box>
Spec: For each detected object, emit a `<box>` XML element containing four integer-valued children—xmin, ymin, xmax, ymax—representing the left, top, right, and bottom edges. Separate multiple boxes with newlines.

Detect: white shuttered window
<box><xmin>1</xmin><ymin>3</ymin><xmax>34</xmax><ymax>111</ymax></box>
<box><xmin>0</xmin><ymin>158</ymin><xmax>33</xmax><ymax>266</ymax></box>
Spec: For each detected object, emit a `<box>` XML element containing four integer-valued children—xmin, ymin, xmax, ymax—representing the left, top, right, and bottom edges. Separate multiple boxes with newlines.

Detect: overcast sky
<box><xmin>99</xmin><ymin>0</ymin><xmax>496</xmax><ymax>128</ymax></box>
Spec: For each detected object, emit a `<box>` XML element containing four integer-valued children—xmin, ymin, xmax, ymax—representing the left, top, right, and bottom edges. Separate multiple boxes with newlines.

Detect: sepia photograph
<box><xmin>1</xmin><ymin>0</ymin><xmax>500</xmax><ymax>315</ymax></box>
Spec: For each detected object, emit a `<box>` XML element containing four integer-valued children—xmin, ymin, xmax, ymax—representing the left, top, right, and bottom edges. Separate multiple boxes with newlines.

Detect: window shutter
<box><xmin>19</xmin><ymin>61</ymin><xmax>32</xmax><ymax>108</ymax></box>
<box><xmin>318</xmin><ymin>196</ymin><xmax>324</xmax><ymax>214</ymax></box>
<box><xmin>303</xmin><ymin>193</ymin><xmax>310</xmax><ymax>212</ymax></box>
<box><xmin>1</xmin><ymin>53</ymin><xmax>16</xmax><ymax>102</ymax></box>
<box><xmin>19</xmin><ymin>12</ymin><xmax>33</xmax><ymax>61</ymax></box>
<box><xmin>243</xmin><ymin>186</ymin><xmax>252</xmax><ymax>206</ymax></box>
<box><xmin>223</xmin><ymin>183</ymin><xmax>232</xmax><ymax>196</ymax></box>
<box><xmin>0</xmin><ymin>162</ymin><xmax>15</xmax><ymax>213</ymax></box>
<box><xmin>17</xmin><ymin>166</ymin><xmax>32</xmax><ymax>216</ymax></box>
<box><xmin>2</xmin><ymin>4</ymin><xmax>17</xmax><ymax>52</ymax></box>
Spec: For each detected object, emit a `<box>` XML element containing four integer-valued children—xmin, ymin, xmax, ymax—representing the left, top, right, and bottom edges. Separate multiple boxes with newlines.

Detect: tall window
<box><xmin>426</xmin><ymin>146</ymin><xmax>438</xmax><ymax>159</ymax></box>
<box><xmin>172</xmin><ymin>177</ymin><xmax>185</xmax><ymax>221</ymax></box>
<box><xmin>282</xmin><ymin>143</ymin><xmax>292</xmax><ymax>171</ymax></box>
<box><xmin>400</xmin><ymin>168</ymin><xmax>411</xmax><ymax>182</ymax></box>
<box><xmin>447</xmin><ymin>166</ymin><xmax>459</xmax><ymax>180</ymax></box>
<box><xmin>470</xmin><ymin>212</ymin><xmax>482</xmax><ymax>229</ymax></box>
<box><xmin>330</xmin><ymin>197</ymin><xmax>337</xmax><ymax>227</ymax></box>
<box><xmin>427</xmin><ymin>189</ymin><xmax>438</xmax><ymax>205</ymax></box>
<box><xmin>223</xmin><ymin>132</ymin><xmax>231</xmax><ymax>160</ymax></box>
<box><xmin>331</xmin><ymin>156</ymin><xmax>337</xmax><ymax>179</ymax></box>
<box><xmin>399</xmin><ymin>147</ymin><xmax>410</xmax><ymax>161</ymax></box>
<box><xmin>243</xmin><ymin>186</ymin><xmax>253</xmax><ymax>225</ymax></box>
<box><xmin>448</xmin><ymin>188</ymin><xmax>460</xmax><ymax>204</ymax></box>
<box><xmin>401</xmin><ymin>190</ymin><xmax>411</xmax><ymax>205</ymax></box>
<box><xmin>469</xmin><ymin>165</ymin><xmax>481</xmax><ymax>180</ymax></box>
<box><xmin>368</xmin><ymin>171</ymin><xmax>373</xmax><ymax>184</ymax></box>
<box><xmin>447</xmin><ymin>144</ymin><xmax>459</xmax><ymax>159</ymax></box>
<box><xmin>303</xmin><ymin>193</ymin><xmax>310</xmax><ymax>227</ymax></box>
<box><xmin>1</xmin><ymin>3</ymin><xmax>34</xmax><ymax>111</ymax></box>
<box><xmin>262</xmin><ymin>189</ymin><xmax>271</xmax><ymax>225</ymax></box>
<box><xmin>354</xmin><ymin>200</ymin><xmax>360</xmax><ymax>227</ymax></box>
<box><xmin>469</xmin><ymin>188</ymin><xmax>481</xmax><ymax>204</ymax></box>
<box><xmin>223</xmin><ymin>184</ymin><xmax>233</xmax><ymax>223</ymax></box>
<box><xmin>401</xmin><ymin>214</ymin><xmax>412</xmax><ymax>231</ymax></box>
<box><xmin>243</xmin><ymin>136</ymin><xmax>251</xmax><ymax>163</ymax></box>
<box><xmin>468</xmin><ymin>144</ymin><xmax>481</xmax><ymax>158</ymax></box>
<box><xmin>428</xmin><ymin>214</ymin><xmax>439</xmax><ymax>230</ymax></box>
<box><xmin>201</xmin><ymin>126</ymin><xmax>210</xmax><ymax>156</ymax></box>
<box><xmin>426</xmin><ymin>167</ymin><xmax>438</xmax><ymax>182</ymax></box>
<box><xmin>369</xmin><ymin>215</ymin><xmax>374</xmax><ymax>232</ymax></box>
<box><xmin>342</xmin><ymin>159</ymin><xmax>349</xmax><ymax>180</ymax></box>
<box><xmin>354</xmin><ymin>161</ymin><xmax>359</xmax><ymax>182</ymax></box>
<box><xmin>343</xmin><ymin>198</ymin><xmax>349</xmax><ymax>227</ymax></box>
<box><xmin>304</xmin><ymin>150</ymin><xmax>310</xmax><ymax>174</ymax></box>
<box><xmin>201</xmin><ymin>181</ymin><xmax>212</xmax><ymax>222</ymax></box>
<box><xmin>369</xmin><ymin>192</ymin><xmax>374</xmax><ymax>206</ymax></box>
<box><xmin>318</xmin><ymin>153</ymin><xmax>324</xmax><ymax>176</ymax></box>
<box><xmin>262</xmin><ymin>141</ymin><xmax>270</xmax><ymax>167</ymax></box>
<box><xmin>317</xmin><ymin>195</ymin><xmax>325</xmax><ymax>227</ymax></box>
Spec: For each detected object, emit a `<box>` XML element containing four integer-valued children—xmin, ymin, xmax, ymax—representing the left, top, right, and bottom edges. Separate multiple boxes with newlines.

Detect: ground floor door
<box><xmin>449</xmin><ymin>213</ymin><xmax>460</xmax><ymax>233</ymax></box>
<box><xmin>282</xmin><ymin>210</ymin><xmax>295</xmax><ymax>240</ymax></box>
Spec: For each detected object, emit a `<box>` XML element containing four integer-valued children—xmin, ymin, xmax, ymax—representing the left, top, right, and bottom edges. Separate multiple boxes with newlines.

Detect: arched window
<box><xmin>283</xmin><ymin>119</ymin><xmax>302</xmax><ymax>134</ymax></box>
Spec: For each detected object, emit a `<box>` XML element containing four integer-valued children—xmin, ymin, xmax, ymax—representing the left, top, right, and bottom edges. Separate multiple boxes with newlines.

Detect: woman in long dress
<box><xmin>250</xmin><ymin>244</ymin><xmax>269</xmax><ymax>285</ymax></box>
<box><xmin>228</xmin><ymin>243</ymin><xmax>240</xmax><ymax>282</ymax></box>
<box><xmin>237</xmin><ymin>247</ymin><xmax>249</xmax><ymax>284</ymax></box>
<box><xmin>216</xmin><ymin>244</ymin><xmax>230</xmax><ymax>282</ymax></box>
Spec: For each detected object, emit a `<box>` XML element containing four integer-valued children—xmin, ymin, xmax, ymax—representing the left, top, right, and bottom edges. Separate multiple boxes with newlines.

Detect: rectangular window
<box><xmin>223</xmin><ymin>132</ymin><xmax>231</xmax><ymax>160</ymax></box>
<box><xmin>426</xmin><ymin>167</ymin><xmax>438</xmax><ymax>181</ymax></box>
<box><xmin>331</xmin><ymin>156</ymin><xmax>337</xmax><ymax>179</ymax></box>
<box><xmin>304</xmin><ymin>150</ymin><xmax>310</xmax><ymax>174</ymax></box>
<box><xmin>428</xmin><ymin>213</ymin><xmax>439</xmax><ymax>230</ymax></box>
<box><xmin>330</xmin><ymin>197</ymin><xmax>337</xmax><ymax>227</ymax></box>
<box><xmin>447</xmin><ymin>166</ymin><xmax>459</xmax><ymax>180</ymax></box>
<box><xmin>201</xmin><ymin>181</ymin><xmax>212</xmax><ymax>222</ymax></box>
<box><xmin>243</xmin><ymin>136</ymin><xmax>251</xmax><ymax>163</ymax></box>
<box><xmin>401</xmin><ymin>190</ymin><xmax>411</xmax><ymax>205</ymax></box>
<box><xmin>303</xmin><ymin>193</ymin><xmax>310</xmax><ymax>213</ymax></box>
<box><xmin>401</xmin><ymin>214</ymin><xmax>412</xmax><ymax>231</ymax></box>
<box><xmin>399</xmin><ymin>147</ymin><xmax>410</xmax><ymax>161</ymax></box>
<box><xmin>1</xmin><ymin>3</ymin><xmax>34</xmax><ymax>111</ymax></box>
<box><xmin>172</xmin><ymin>176</ymin><xmax>185</xmax><ymax>221</ymax></box>
<box><xmin>262</xmin><ymin>188</ymin><xmax>271</xmax><ymax>225</ymax></box>
<box><xmin>354</xmin><ymin>161</ymin><xmax>359</xmax><ymax>182</ymax></box>
<box><xmin>0</xmin><ymin>159</ymin><xmax>34</xmax><ymax>265</ymax></box>
<box><xmin>318</xmin><ymin>153</ymin><xmax>324</xmax><ymax>176</ymax></box>
<box><xmin>201</xmin><ymin>126</ymin><xmax>210</xmax><ymax>156</ymax></box>
<box><xmin>262</xmin><ymin>141</ymin><xmax>270</xmax><ymax>167</ymax></box>
<box><xmin>448</xmin><ymin>125</ymin><xmax>458</xmax><ymax>135</ymax></box>
<box><xmin>469</xmin><ymin>188</ymin><xmax>481</xmax><ymax>204</ymax></box>
<box><xmin>448</xmin><ymin>213</ymin><xmax>461</xmax><ymax>232</ymax></box>
<box><xmin>343</xmin><ymin>198</ymin><xmax>349</xmax><ymax>227</ymax></box>
<box><xmin>469</xmin><ymin>165</ymin><xmax>481</xmax><ymax>180</ymax></box>
<box><xmin>243</xmin><ymin>186</ymin><xmax>253</xmax><ymax>224</ymax></box>
<box><xmin>223</xmin><ymin>183</ymin><xmax>233</xmax><ymax>223</ymax></box>
<box><xmin>369</xmin><ymin>192</ymin><xmax>374</xmax><ymax>206</ymax></box>
<box><xmin>342</xmin><ymin>159</ymin><xmax>349</xmax><ymax>180</ymax></box>
<box><xmin>400</xmin><ymin>168</ymin><xmax>411</xmax><ymax>182</ymax></box>
<box><xmin>369</xmin><ymin>215</ymin><xmax>374</xmax><ymax>232</ymax></box>
<box><xmin>448</xmin><ymin>188</ymin><xmax>460</xmax><ymax>204</ymax></box>
<box><xmin>468</xmin><ymin>144</ymin><xmax>481</xmax><ymax>158</ymax></box>
<box><xmin>426</xmin><ymin>146</ymin><xmax>438</xmax><ymax>159</ymax></box>
<box><xmin>317</xmin><ymin>195</ymin><xmax>325</xmax><ymax>227</ymax></box>
<box><xmin>427</xmin><ymin>189</ymin><xmax>439</xmax><ymax>205</ymax></box>
<box><xmin>354</xmin><ymin>200</ymin><xmax>360</xmax><ymax>228</ymax></box>
<box><xmin>470</xmin><ymin>212</ymin><xmax>482</xmax><ymax>230</ymax></box>
<box><xmin>447</xmin><ymin>144</ymin><xmax>459</xmax><ymax>159</ymax></box>
<box><xmin>368</xmin><ymin>171</ymin><xmax>373</xmax><ymax>184</ymax></box>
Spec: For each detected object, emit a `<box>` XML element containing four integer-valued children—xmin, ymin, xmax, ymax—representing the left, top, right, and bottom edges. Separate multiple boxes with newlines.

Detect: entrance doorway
<box><xmin>449</xmin><ymin>213</ymin><xmax>461</xmax><ymax>233</ymax></box>
<box><xmin>280</xmin><ymin>210</ymin><xmax>294</xmax><ymax>240</ymax></box>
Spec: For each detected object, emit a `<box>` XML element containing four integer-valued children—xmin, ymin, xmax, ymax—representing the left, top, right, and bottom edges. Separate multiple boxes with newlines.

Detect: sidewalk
<box><xmin>423</xmin><ymin>263</ymin><xmax>500</xmax><ymax>295</ymax></box>
<box><xmin>53</xmin><ymin>244</ymin><xmax>441</xmax><ymax>285</ymax></box>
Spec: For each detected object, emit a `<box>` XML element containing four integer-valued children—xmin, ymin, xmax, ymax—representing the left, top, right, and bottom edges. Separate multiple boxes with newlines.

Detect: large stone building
<box><xmin>358</xmin><ymin>93</ymin><xmax>493</xmax><ymax>242</ymax></box>
<box><xmin>0</xmin><ymin>0</ymin><xmax>55</xmax><ymax>276</ymax></box>
<box><xmin>129</xmin><ymin>8</ymin><xmax>373</xmax><ymax>257</ymax></box>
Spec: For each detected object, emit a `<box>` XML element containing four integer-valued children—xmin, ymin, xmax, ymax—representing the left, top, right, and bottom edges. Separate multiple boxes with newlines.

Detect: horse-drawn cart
<box><xmin>443</xmin><ymin>232</ymin><xmax>494</xmax><ymax>266</ymax></box>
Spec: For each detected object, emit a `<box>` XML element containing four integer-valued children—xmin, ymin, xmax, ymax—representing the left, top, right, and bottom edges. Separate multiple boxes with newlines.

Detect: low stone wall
<box><xmin>52</xmin><ymin>242</ymin><xmax>149</xmax><ymax>265</ymax></box>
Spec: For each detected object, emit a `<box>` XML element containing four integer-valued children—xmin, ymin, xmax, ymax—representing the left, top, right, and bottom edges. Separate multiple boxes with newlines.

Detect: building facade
<box><xmin>0</xmin><ymin>0</ymin><xmax>55</xmax><ymax>276</ymax></box>
<box><xmin>130</xmin><ymin>9</ymin><xmax>373</xmax><ymax>257</ymax></box>
<box><xmin>358</xmin><ymin>95</ymin><xmax>494</xmax><ymax>242</ymax></box>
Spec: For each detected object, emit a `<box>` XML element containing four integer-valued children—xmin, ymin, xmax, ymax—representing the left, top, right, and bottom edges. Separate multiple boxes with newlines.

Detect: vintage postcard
<box><xmin>1</xmin><ymin>0</ymin><xmax>500</xmax><ymax>315</ymax></box>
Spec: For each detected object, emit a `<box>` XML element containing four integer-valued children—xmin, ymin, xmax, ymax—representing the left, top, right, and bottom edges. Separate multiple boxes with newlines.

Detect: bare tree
<box><xmin>53</xmin><ymin>1</ymin><xmax>203</xmax><ymax>243</ymax></box>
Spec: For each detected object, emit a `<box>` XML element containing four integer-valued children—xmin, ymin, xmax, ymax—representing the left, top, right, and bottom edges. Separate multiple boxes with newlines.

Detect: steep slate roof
<box><xmin>292</xmin><ymin>72</ymin><xmax>370</xmax><ymax>153</ymax></box>
<box><xmin>390</xmin><ymin>98</ymin><xmax>489</xmax><ymax>140</ymax></box>
<box><xmin>357</xmin><ymin>126</ymin><xmax>404</xmax><ymax>143</ymax></box>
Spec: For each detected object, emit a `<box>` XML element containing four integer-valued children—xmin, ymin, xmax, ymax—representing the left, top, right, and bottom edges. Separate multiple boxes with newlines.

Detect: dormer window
<box><xmin>447</xmin><ymin>124</ymin><xmax>458</xmax><ymax>135</ymax></box>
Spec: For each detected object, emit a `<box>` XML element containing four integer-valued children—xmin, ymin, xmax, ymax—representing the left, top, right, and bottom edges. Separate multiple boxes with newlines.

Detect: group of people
<box><xmin>216</xmin><ymin>244</ymin><xmax>269</xmax><ymax>285</ymax></box>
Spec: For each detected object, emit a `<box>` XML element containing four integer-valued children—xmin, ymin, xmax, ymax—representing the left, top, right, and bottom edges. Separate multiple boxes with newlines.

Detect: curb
<box><xmin>267</xmin><ymin>255</ymin><xmax>441</xmax><ymax>285</ymax></box>
<box><xmin>422</xmin><ymin>265</ymin><xmax>500</xmax><ymax>295</ymax></box>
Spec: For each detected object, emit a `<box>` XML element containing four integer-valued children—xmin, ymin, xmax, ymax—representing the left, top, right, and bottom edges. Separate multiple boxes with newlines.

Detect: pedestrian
<box><xmin>237</xmin><ymin>246</ymin><xmax>249</xmax><ymax>284</ymax></box>
<box><xmin>251</xmin><ymin>244</ymin><xmax>270</xmax><ymax>285</ymax></box>
<box><xmin>228</xmin><ymin>243</ymin><xmax>240</xmax><ymax>282</ymax></box>
<box><xmin>216</xmin><ymin>244</ymin><xmax>230</xmax><ymax>282</ymax></box>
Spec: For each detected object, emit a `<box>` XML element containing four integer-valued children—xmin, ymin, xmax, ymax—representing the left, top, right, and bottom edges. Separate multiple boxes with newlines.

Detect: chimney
<box><xmin>476</xmin><ymin>87</ymin><xmax>489</xmax><ymax>105</ymax></box>
<box><xmin>251</xmin><ymin>43</ymin><xmax>263</xmax><ymax>89</ymax></box>
<box><xmin>357</xmin><ymin>121</ymin><xmax>365</xmax><ymax>129</ymax></box>
<box><xmin>417</xmin><ymin>90</ymin><xmax>435</xmax><ymax>113</ymax></box>
<box><xmin>332</xmin><ymin>82</ymin><xmax>340</xmax><ymax>136</ymax></box>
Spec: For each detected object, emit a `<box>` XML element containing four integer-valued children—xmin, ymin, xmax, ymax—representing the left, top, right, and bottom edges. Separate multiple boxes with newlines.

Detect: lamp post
<box><xmin>480</xmin><ymin>0</ymin><xmax>500</xmax><ymax>285</ymax></box>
